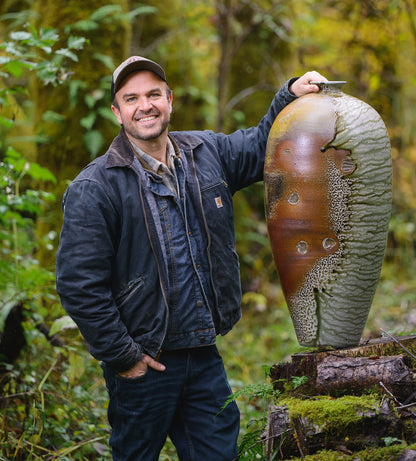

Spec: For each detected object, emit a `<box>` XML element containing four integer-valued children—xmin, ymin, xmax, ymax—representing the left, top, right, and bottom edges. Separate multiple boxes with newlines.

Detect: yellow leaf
<box><xmin>68</xmin><ymin>352</ymin><xmax>85</xmax><ymax>383</ymax></box>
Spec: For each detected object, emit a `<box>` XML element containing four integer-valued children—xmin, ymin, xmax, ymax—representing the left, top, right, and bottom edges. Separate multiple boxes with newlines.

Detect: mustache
<box><xmin>133</xmin><ymin>110</ymin><xmax>160</xmax><ymax>120</ymax></box>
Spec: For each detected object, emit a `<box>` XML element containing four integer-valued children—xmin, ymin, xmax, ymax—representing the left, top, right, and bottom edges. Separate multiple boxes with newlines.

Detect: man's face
<box><xmin>112</xmin><ymin>70</ymin><xmax>172</xmax><ymax>146</ymax></box>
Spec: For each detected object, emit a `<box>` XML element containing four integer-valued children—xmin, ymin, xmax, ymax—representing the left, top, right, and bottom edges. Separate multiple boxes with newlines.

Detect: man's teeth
<box><xmin>140</xmin><ymin>116</ymin><xmax>157</xmax><ymax>122</ymax></box>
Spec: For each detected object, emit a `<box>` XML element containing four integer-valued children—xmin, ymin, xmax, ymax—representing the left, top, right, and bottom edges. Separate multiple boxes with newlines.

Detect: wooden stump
<box><xmin>263</xmin><ymin>335</ymin><xmax>416</xmax><ymax>460</ymax></box>
<box><xmin>271</xmin><ymin>335</ymin><xmax>416</xmax><ymax>399</ymax></box>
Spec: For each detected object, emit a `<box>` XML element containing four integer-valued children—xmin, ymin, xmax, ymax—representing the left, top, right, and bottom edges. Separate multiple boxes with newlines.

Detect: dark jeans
<box><xmin>102</xmin><ymin>345</ymin><xmax>240</xmax><ymax>461</ymax></box>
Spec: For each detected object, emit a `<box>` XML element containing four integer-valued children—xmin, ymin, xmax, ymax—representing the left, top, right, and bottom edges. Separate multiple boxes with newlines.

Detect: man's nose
<box><xmin>138</xmin><ymin>97</ymin><xmax>152</xmax><ymax>111</ymax></box>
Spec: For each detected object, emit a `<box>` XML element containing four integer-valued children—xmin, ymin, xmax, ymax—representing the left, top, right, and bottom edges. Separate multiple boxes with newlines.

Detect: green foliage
<box><xmin>0</xmin><ymin>17</ymin><xmax>65</xmax><ymax>311</ymax></box>
<box><xmin>238</xmin><ymin>427</ymin><xmax>267</xmax><ymax>460</ymax></box>
<box><xmin>220</xmin><ymin>376</ymin><xmax>282</xmax><ymax>460</ymax></box>
<box><xmin>0</xmin><ymin>22</ymin><xmax>86</xmax><ymax>87</ymax></box>
<box><xmin>382</xmin><ymin>436</ymin><xmax>405</xmax><ymax>447</ymax></box>
<box><xmin>62</xmin><ymin>4</ymin><xmax>159</xmax><ymax>158</ymax></box>
<box><xmin>0</xmin><ymin>147</ymin><xmax>56</xmax><ymax>294</ymax></box>
<box><xmin>225</xmin><ymin>381</ymin><xmax>278</xmax><ymax>409</ymax></box>
<box><xmin>64</xmin><ymin>4</ymin><xmax>157</xmax><ymax>33</ymax></box>
<box><xmin>0</xmin><ymin>14</ymin><xmax>105</xmax><ymax>460</ymax></box>
<box><xmin>0</xmin><ymin>332</ymin><xmax>111</xmax><ymax>459</ymax></box>
<box><xmin>291</xmin><ymin>375</ymin><xmax>308</xmax><ymax>390</ymax></box>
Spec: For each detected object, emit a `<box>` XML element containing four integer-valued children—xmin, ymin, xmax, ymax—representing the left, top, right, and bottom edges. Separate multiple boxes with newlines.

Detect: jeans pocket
<box><xmin>113</xmin><ymin>368</ymin><xmax>159</xmax><ymax>412</ymax></box>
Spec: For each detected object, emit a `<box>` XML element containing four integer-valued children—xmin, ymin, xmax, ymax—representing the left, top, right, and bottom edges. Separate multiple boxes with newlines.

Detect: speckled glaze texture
<box><xmin>264</xmin><ymin>83</ymin><xmax>392</xmax><ymax>348</ymax></box>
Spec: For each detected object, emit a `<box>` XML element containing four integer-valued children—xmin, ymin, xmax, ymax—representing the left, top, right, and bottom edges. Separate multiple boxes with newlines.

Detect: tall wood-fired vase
<box><xmin>264</xmin><ymin>82</ymin><xmax>392</xmax><ymax>348</ymax></box>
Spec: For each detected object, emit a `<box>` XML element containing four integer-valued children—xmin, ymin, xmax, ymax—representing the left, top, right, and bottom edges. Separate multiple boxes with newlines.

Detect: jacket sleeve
<box><xmin>55</xmin><ymin>175</ymin><xmax>142</xmax><ymax>372</ymax></box>
<box><xmin>213</xmin><ymin>78</ymin><xmax>298</xmax><ymax>193</ymax></box>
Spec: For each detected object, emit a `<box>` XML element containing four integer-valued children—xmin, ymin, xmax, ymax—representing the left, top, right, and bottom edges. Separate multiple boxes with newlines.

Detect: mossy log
<box><xmin>264</xmin><ymin>396</ymin><xmax>416</xmax><ymax>460</ymax></box>
<box><xmin>264</xmin><ymin>335</ymin><xmax>416</xmax><ymax>460</ymax></box>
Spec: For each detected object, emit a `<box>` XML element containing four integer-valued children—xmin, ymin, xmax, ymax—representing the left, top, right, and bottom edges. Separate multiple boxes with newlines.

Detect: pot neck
<box><xmin>310</xmin><ymin>80</ymin><xmax>347</xmax><ymax>93</ymax></box>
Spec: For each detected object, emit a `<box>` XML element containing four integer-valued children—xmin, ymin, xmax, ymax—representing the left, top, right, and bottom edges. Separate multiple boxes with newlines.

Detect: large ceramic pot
<box><xmin>264</xmin><ymin>81</ymin><xmax>392</xmax><ymax>348</ymax></box>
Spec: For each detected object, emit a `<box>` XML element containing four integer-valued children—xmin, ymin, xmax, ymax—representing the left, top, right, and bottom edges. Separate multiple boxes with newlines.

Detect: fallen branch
<box><xmin>378</xmin><ymin>381</ymin><xmax>402</xmax><ymax>405</ymax></box>
<box><xmin>397</xmin><ymin>402</ymin><xmax>416</xmax><ymax>410</ymax></box>
<box><xmin>381</xmin><ymin>329</ymin><xmax>416</xmax><ymax>361</ymax></box>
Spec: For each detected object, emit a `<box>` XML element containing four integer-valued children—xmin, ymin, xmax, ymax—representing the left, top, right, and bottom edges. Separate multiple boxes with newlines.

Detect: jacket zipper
<box><xmin>129</xmin><ymin>161</ymin><xmax>170</xmax><ymax>358</ymax></box>
<box><xmin>184</xmin><ymin>148</ymin><xmax>223</xmax><ymax>326</ymax></box>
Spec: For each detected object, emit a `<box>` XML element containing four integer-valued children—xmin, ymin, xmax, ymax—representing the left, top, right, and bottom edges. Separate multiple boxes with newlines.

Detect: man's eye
<box><xmin>127</xmin><ymin>97</ymin><xmax>136</xmax><ymax>102</ymax></box>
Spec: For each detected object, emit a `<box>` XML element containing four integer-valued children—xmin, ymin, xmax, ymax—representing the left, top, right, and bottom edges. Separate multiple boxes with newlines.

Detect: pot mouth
<box><xmin>310</xmin><ymin>80</ymin><xmax>347</xmax><ymax>91</ymax></box>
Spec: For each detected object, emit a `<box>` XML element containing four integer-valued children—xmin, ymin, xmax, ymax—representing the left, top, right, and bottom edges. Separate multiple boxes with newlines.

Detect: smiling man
<box><xmin>111</xmin><ymin>64</ymin><xmax>173</xmax><ymax>157</ymax></box>
<box><xmin>56</xmin><ymin>56</ymin><xmax>326</xmax><ymax>461</ymax></box>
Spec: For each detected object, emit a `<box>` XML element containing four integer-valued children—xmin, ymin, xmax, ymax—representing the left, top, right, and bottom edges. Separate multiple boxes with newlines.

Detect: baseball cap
<box><xmin>111</xmin><ymin>56</ymin><xmax>167</xmax><ymax>100</ymax></box>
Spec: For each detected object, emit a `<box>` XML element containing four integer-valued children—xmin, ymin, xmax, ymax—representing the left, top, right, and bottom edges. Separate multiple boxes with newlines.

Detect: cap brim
<box><xmin>112</xmin><ymin>60</ymin><xmax>166</xmax><ymax>99</ymax></box>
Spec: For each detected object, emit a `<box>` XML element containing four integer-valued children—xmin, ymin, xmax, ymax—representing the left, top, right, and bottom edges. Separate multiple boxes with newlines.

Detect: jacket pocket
<box><xmin>200</xmin><ymin>179</ymin><xmax>232</xmax><ymax>216</ymax></box>
<box><xmin>200</xmin><ymin>179</ymin><xmax>235</xmax><ymax>245</ymax></box>
<box><xmin>199</xmin><ymin>178</ymin><xmax>228</xmax><ymax>193</ymax></box>
<box><xmin>115</xmin><ymin>276</ymin><xmax>145</xmax><ymax>309</ymax></box>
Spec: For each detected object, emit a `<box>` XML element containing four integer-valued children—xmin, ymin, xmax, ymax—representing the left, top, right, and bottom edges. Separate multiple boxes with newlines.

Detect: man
<box><xmin>55</xmin><ymin>56</ymin><xmax>326</xmax><ymax>460</ymax></box>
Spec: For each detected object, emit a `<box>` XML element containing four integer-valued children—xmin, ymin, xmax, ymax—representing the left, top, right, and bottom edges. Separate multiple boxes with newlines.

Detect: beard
<box><xmin>122</xmin><ymin>110</ymin><xmax>171</xmax><ymax>142</ymax></box>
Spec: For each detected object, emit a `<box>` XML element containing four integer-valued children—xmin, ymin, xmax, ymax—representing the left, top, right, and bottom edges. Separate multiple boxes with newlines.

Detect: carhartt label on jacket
<box><xmin>215</xmin><ymin>196</ymin><xmax>223</xmax><ymax>208</ymax></box>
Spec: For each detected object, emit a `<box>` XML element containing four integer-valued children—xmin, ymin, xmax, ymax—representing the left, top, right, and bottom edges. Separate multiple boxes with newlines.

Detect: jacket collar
<box><xmin>105</xmin><ymin>129</ymin><xmax>134</xmax><ymax>168</ymax></box>
<box><xmin>105</xmin><ymin>129</ymin><xmax>203</xmax><ymax>169</ymax></box>
<box><xmin>169</xmin><ymin>131</ymin><xmax>203</xmax><ymax>151</ymax></box>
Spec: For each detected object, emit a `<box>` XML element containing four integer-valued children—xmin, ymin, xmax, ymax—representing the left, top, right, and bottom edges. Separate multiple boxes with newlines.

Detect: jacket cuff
<box><xmin>107</xmin><ymin>342</ymin><xmax>142</xmax><ymax>373</ymax></box>
<box><xmin>287</xmin><ymin>77</ymin><xmax>300</xmax><ymax>96</ymax></box>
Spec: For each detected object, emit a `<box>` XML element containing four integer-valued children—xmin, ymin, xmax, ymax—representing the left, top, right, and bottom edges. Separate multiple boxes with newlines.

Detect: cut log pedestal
<box><xmin>264</xmin><ymin>335</ymin><xmax>416</xmax><ymax>460</ymax></box>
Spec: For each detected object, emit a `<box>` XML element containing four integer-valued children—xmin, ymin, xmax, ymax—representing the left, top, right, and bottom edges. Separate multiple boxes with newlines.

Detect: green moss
<box><xmin>291</xmin><ymin>443</ymin><xmax>416</xmax><ymax>460</ymax></box>
<box><xmin>270</xmin><ymin>395</ymin><xmax>416</xmax><ymax>459</ymax></box>
<box><xmin>280</xmin><ymin>394</ymin><xmax>383</xmax><ymax>430</ymax></box>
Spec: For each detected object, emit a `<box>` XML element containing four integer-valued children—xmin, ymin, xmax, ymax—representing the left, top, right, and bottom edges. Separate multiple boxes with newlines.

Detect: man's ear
<box><xmin>111</xmin><ymin>104</ymin><xmax>122</xmax><ymax>125</ymax></box>
<box><xmin>169</xmin><ymin>92</ymin><xmax>173</xmax><ymax>114</ymax></box>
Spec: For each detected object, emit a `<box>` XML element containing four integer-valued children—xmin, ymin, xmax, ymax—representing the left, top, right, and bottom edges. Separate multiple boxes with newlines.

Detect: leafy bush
<box><xmin>0</xmin><ymin>18</ymin><xmax>107</xmax><ymax>460</ymax></box>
